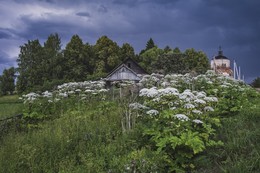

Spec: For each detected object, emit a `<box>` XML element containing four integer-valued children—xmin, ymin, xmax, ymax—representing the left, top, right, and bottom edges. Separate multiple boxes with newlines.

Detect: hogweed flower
<box><xmin>42</xmin><ymin>91</ymin><xmax>53</xmax><ymax>98</ymax></box>
<box><xmin>204</xmin><ymin>97</ymin><xmax>218</xmax><ymax>102</ymax></box>
<box><xmin>183</xmin><ymin>103</ymin><xmax>195</xmax><ymax>109</ymax></box>
<box><xmin>139</xmin><ymin>87</ymin><xmax>159</xmax><ymax>98</ymax></box>
<box><xmin>158</xmin><ymin>87</ymin><xmax>179</xmax><ymax>96</ymax></box>
<box><xmin>146</xmin><ymin>109</ymin><xmax>159</xmax><ymax>116</ymax></box>
<box><xmin>129</xmin><ymin>103</ymin><xmax>149</xmax><ymax>110</ymax></box>
<box><xmin>174</xmin><ymin>114</ymin><xmax>189</xmax><ymax>121</ymax></box>
<box><xmin>204</xmin><ymin>106</ymin><xmax>214</xmax><ymax>112</ymax></box>
<box><xmin>192</xmin><ymin>119</ymin><xmax>203</xmax><ymax>124</ymax></box>
<box><xmin>194</xmin><ymin>99</ymin><xmax>206</xmax><ymax>104</ymax></box>
<box><xmin>170</xmin><ymin>107</ymin><xmax>177</xmax><ymax>110</ymax></box>
<box><xmin>192</xmin><ymin>109</ymin><xmax>203</xmax><ymax>114</ymax></box>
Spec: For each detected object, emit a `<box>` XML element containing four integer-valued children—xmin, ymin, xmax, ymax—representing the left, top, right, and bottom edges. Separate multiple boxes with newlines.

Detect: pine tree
<box><xmin>146</xmin><ymin>38</ymin><xmax>155</xmax><ymax>50</ymax></box>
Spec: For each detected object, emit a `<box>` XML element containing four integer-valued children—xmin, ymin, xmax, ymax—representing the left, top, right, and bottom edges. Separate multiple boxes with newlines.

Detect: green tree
<box><xmin>16</xmin><ymin>39</ymin><xmax>43</xmax><ymax>93</ymax></box>
<box><xmin>157</xmin><ymin>51</ymin><xmax>187</xmax><ymax>74</ymax></box>
<box><xmin>146</xmin><ymin>38</ymin><xmax>155</xmax><ymax>50</ymax></box>
<box><xmin>63</xmin><ymin>35</ymin><xmax>87</xmax><ymax>81</ymax></box>
<box><xmin>42</xmin><ymin>33</ymin><xmax>63</xmax><ymax>81</ymax></box>
<box><xmin>173</xmin><ymin>47</ymin><xmax>181</xmax><ymax>53</ymax></box>
<box><xmin>94</xmin><ymin>36</ymin><xmax>121</xmax><ymax>77</ymax></box>
<box><xmin>184</xmin><ymin>48</ymin><xmax>210</xmax><ymax>74</ymax></box>
<box><xmin>119</xmin><ymin>43</ymin><xmax>135</xmax><ymax>61</ymax></box>
<box><xmin>251</xmin><ymin>77</ymin><xmax>260</xmax><ymax>88</ymax></box>
<box><xmin>139</xmin><ymin>47</ymin><xmax>164</xmax><ymax>73</ymax></box>
<box><xmin>0</xmin><ymin>67</ymin><xmax>16</xmax><ymax>95</ymax></box>
<box><xmin>140</xmin><ymin>38</ymin><xmax>156</xmax><ymax>55</ymax></box>
<box><xmin>163</xmin><ymin>45</ymin><xmax>172</xmax><ymax>53</ymax></box>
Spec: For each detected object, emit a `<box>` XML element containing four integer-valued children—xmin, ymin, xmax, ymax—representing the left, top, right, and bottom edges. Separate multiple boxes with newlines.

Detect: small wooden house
<box><xmin>105</xmin><ymin>58</ymin><xmax>147</xmax><ymax>83</ymax></box>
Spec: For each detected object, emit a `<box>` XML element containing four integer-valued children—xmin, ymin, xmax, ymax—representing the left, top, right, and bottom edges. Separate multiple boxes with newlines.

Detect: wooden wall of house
<box><xmin>107</xmin><ymin>66</ymin><xmax>140</xmax><ymax>81</ymax></box>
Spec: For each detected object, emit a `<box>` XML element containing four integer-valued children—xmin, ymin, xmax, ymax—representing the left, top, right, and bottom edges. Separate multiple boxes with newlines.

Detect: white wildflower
<box><xmin>204</xmin><ymin>97</ymin><xmax>218</xmax><ymax>102</ymax></box>
<box><xmin>23</xmin><ymin>92</ymin><xmax>39</xmax><ymax>102</ymax></box>
<box><xmin>170</xmin><ymin>107</ymin><xmax>177</xmax><ymax>110</ymax></box>
<box><xmin>99</xmin><ymin>89</ymin><xmax>108</xmax><ymax>92</ymax></box>
<box><xmin>85</xmin><ymin>89</ymin><xmax>94</xmax><ymax>93</ymax></box>
<box><xmin>139</xmin><ymin>87</ymin><xmax>159</xmax><ymax>98</ymax></box>
<box><xmin>146</xmin><ymin>109</ymin><xmax>159</xmax><ymax>116</ymax></box>
<box><xmin>68</xmin><ymin>91</ymin><xmax>75</xmax><ymax>94</ymax></box>
<box><xmin>42</xmin><ymin>91</ymin><xmax>52</xmax><ymax>98</ymax></box>
<box><xmin>174</xmin><ymin>114</ymin><xmax>190</xmax><ymax>121</ymax></box>
<box><xmin>179</xmin><ymin>90</ymin><xmax>195</xmax><ymax>100</ymax></box>
<box><xmin>161</xmin><ymin>81</ymin><xmax>170</xmax><ymax>87</ymax></box>
<box><xmin>129</xmin><ymin>103</ymin><xmax>149</xmax><ymax>110</ymax></box>
<box><xmin>204</xmin><ymin>106</ymin><xmax>214</xmax><ymax>112</ymax></box>
<box><xmin>192</xmin><ymin>110</ymin><xmax>203</xmax><ymax>114</ymax></box>
<box><xmin>152</xmin><ymin>97</ymin><xmax>161</xmax><ymax>102</ymax></box>
<box><xmin>196</xmin><ymin>91</ymin><xmax>206</xmax><ymax>98</ymax></box>
<box><xmin>194</xmin><ymin>99</ymin><xmax>206</xmax><ymax>104</ymax></box>
<box><xmin>158</xmin><ymin>87</ymin><xmax>179</xmax><ymax>96</ymax></box>
<box><xmin>59</xmin><ymin>92</ymin><xmax>68</xmax><ymax>98</ymax></box>
<box><xmin>220</xmin><ymin>85</ymin><xmax>228</xmax><ymax>88</ymax></box>
<box><xmin>192</xmin><ymin>119</ymin><xmax>203</xmax><ymax>124</ymax></box>
<box><xmin>183</xmin><ymin>103</ymin><xmax>195</xmax><ymax>109</ymax></box>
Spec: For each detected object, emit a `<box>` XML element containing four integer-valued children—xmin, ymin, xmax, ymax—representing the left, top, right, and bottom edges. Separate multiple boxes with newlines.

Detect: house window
<box><xmin>127</xmin><ymin>63</ymin><xmax>131</xmax><ymax>68</ymax></box>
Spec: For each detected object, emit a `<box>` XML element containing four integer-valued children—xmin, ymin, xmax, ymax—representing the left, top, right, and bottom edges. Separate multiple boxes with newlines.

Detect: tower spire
<box><xmin>218</xmin><ymin>46</ymin><xmax>223</xmax><ymax>56</ymax></box>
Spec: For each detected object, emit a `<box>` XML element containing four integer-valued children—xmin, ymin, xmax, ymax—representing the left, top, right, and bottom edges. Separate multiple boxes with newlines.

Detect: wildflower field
<box><xmin>0</xmin><ymin>71</ymin><xmax>259</xmax><ymax>173</ymax></box>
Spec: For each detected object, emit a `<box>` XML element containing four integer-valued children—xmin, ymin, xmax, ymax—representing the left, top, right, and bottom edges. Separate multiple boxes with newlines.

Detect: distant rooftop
<box><xmin>214</xmin><ymin>46</ymin><xmax>228</xmax><ymax>60</ymax></box>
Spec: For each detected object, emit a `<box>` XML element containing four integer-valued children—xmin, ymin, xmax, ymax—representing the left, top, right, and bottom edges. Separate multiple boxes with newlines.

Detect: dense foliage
<box><xmin>251</xmin><ymin>77</ymin><xmax>260</xmax><ymax>88</ymax></box>
<box><xmin>1</xmin><ymin>71</ymin><xmax>259</xmax><ymax>172</ymax></box>
<box><xmin>0</xmin><ymin>67</ymin><xmax>15</xmax><ymax>95</ymax></box>
<box><xmin>15</xmin><ymin>34</ymin><xmax>210</xmax><ymax>93</ymax></box>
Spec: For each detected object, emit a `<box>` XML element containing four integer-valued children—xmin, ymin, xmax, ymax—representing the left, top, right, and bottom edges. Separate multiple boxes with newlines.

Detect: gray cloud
<box><xmin>0</xmin><ymin>30</ymin><xmax>12</xmax><ymax>39</ymax></box>
<box><xmin>76</xmin><ymin>12</ymin><xmax>91</xmax><ymax>17</ymax></box>
<box><xmin>0</xmin><ymin>0</ymin><xmax>259</xmax><ymax>82</ymax></box>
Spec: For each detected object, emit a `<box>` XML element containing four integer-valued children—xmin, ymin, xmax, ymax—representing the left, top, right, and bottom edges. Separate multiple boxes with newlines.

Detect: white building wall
<box><xmin>211</xmin><ymin>59</ymin><xmax>230</xmax><ymax>68</ymax></box>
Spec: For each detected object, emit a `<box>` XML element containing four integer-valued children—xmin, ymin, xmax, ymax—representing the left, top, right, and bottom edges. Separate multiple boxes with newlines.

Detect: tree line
<box><xmin>0</xmin><ymin>34</ymin><xmax>211</xmax><ymax>95</ymax></box>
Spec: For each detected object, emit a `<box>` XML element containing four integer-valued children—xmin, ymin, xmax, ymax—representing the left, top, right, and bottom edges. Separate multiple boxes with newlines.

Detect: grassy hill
<box><xmin>0</xmin><ymin>95</ymin><xmax>23</xmax><ymax>119</ymax></box>
<box><xmin>0</xmin><ymin>73</ymin><xmax>259</xmax><ymax>172</ymax></box>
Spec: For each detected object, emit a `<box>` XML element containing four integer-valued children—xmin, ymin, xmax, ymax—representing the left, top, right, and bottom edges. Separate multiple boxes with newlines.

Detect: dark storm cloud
<box><xmin>76</xmin><ymin>12</ymin><xmax>91</xmax><ymax>17</ymax></box>
<box><xmin>98</xmin><ymin>5</ymin><xmax>108</xmax><ymax>13</ymax></box>
<box><xmin>112</xmin><ymin>0</ymin><xmax>180</xmax><ymax>7</ymax></box>
<box><xmin>0</xmin><ymin>0</ymin><xmax>259</xmax><ymax>82</ymax></box>
<box><xmin>0</xmin><ymin>51</ymin><xmax>11</xmax><ymax>64</ymax></box>
<box><xmin>0</xmin><ymin>30</ymin><xmax>12</xmax><ymax>39</ymax></box>
<box><xmin>0</xmin><ymin>51</ymin><xmax>16</xmax><ymax>71</ymax></box>
<box><xmin>17</xmin><ymin>15</ymin><xmax>71</xmax><ymax>40</ymax></box>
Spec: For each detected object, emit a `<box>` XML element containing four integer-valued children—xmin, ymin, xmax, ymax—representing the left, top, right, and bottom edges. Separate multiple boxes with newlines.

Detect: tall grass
<box><xmin>0</xmin><ymin>100</ymin><xmax>146</xmax><ymax>172</ymax></box>
<box><xmin>0</xmin><ymin>95</ymin><xmax>259</xmax><ymax>172</ymax></box>
<box><xmin>195</xmin><ymin>98</ymin><xmax>260</xmax><ymax>172</ymax></box>
<box><xmin>0</xmin><ymin>95</ymin><xmax>23</xmax><ymax>119</ymax></box>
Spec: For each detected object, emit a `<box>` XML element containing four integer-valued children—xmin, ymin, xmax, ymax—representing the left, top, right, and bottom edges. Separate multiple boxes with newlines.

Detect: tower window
<box><xmin>127</xmin><ymin>63</ymin><xmax>131</xmax><ymax>68</ymax></box>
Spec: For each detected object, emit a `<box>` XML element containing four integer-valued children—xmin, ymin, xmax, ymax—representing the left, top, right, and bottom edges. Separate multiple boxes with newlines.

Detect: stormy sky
<box><xmin>0</xmin><ymin>0</ymin><xmax>259</xmax><ymax>82</ymax></box>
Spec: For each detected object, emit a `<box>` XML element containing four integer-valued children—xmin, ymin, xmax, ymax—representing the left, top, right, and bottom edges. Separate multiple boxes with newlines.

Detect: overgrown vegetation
<box><xmin>0</xmin><ymin>71</ymin><xmax>259</xmax><ymax>172</ymax></box>
<box><xmin>14</xmin><ymin>34</ymin><xmax>209</xmax><ymax>94</ymax></box>
<box><xmin>0</xmin><ymin>95</ymin><xmax>23</xmax><ymax>119</ymax></box>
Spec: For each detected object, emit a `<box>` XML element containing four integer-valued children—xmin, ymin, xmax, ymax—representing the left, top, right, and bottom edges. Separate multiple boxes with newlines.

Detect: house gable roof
<box><xmin>105</xmin><ymin>57</ymin><xmax>147</xmax><ymax>81</ymax></box>
<box><xmin>106</xmin><ymin>64</ymin><xmax>141</xmax><ymax>81</ymax></box>
<box><xmin>122</xmin><ymin>57</ymin><xmax>148</xmax><ymax>74</ymax></box>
